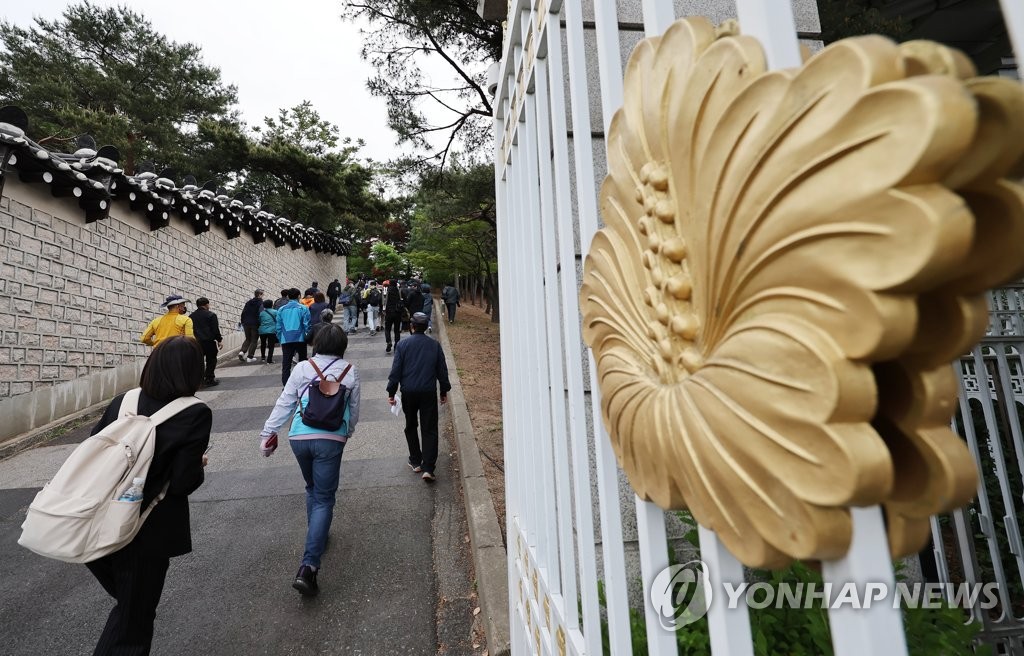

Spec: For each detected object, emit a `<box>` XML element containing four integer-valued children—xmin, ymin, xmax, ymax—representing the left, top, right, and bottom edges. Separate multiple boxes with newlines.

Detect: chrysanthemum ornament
<box><xmin>579</xmin><ymin>17</ymin><xmax>1024</xmax><ymax>568</ymax></box>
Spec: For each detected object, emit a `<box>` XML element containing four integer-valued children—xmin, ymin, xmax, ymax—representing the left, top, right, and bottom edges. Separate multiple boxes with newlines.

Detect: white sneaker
<box><xmin>238</xmin><ymin>352</ymin><xmax>245</xmax><ymax>362</ymax></box>
<box><xmin>246</xmin><ymin>357</ymin><xmax>258</xmax><ymax>363</ymax></box>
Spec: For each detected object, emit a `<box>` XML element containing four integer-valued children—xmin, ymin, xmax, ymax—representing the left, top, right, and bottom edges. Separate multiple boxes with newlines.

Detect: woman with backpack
<box><xmin>258</xmin><ymin>299</ymin><xmax>278</xmax><ymax>364</ymax></box>
<box><xmin>85</xmin><ymin>336</ymin><xmax>212</xmax><ymax>655</ymax></box>
<box><xmin>258</xmin><ymin>323</ymin><xmax>361</xmax><ymax>596</ymax></box>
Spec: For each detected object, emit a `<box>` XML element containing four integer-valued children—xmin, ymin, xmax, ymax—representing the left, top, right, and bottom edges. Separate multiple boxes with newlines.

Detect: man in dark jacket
<box><xmin>190</xmin><ymin>297</ymin><xmax>223</xmax><ymax>385</ymax></box>
<box><xmin>404</xmin><ymin>283</ymin><xmax>424</xmax><ymax>333</ymax></box>
<box><xmin>382</xmin><ymin>280</ymin><xmax>404</xmax><ymax>354</ymax></box>
<box><xmin>238</xmin><ymin>289</ymin><xmax>264</xmax><ymax>363</ymax></box>
<box><xmin>326</xmin><ymin>279</ymin><xmax>341</xmax><ymax>311</ymax></box>
<box><xmin>387</xmin><ymin>312</ymin><xmax>451</xmax><ymax>481</ymax></box>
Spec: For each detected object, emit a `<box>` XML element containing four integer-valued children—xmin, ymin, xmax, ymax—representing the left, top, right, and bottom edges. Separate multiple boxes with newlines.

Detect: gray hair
<box><xmin>320</xmin><ymin>309</ymin><xmax>334</xmax><ymax>323</ymax></box>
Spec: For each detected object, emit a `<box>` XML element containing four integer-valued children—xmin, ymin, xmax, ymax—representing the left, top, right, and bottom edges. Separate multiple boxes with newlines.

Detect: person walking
<box><xmin>85</xmin><ymin>336</ymin><xmax>212</xmax><ymax>655</ymax></box>
<box><xmin>364</xmin><ymin>280</ymin><xmax>381</xmax><ymax>336</ymax></box>
<box><xmin>326</xmin><ymin>278</ymin><xmax>341</xmax><ymax>312</ymax></box>
<box><xmin>273</xmin><ymin>289</ymin><xmax>290</xmax><ymax>310</ymax></box>
<box><xmin>421</xmin><ymin>283</ymin><xmax>434</xmax><ymax>333</ymax></box>
<box><xmin>387</xmin><ymin>312</ymin><xmax>451</xmax><ymax>481</ymax></box>
<box><xmin>306</xmin><ymin>309</ymin><xmax>335</xmax><ymax>354</ymax></box>
<box><xmin>238</xmin><ymin>289</ymin><xmax>265</xmax><ymax>363</ymax></box>
<box><xmin>404</xmin><ymin>283</ymin><xmax>424</xmax><ymax>333</ymax></box>
<box><xmin>342</xmin><ymin>281</ymin><xmax>359</xmax><ymax>334</ymax></box>
<box><xmin>258</xmin><ymin>324</ymin><xmax>361</xmax><ymax>596</ymax></box>
<box><xmin>381</xmin><ymin>280</ymin><xmax>404</xmax><ymax>354</ymax></box>
<box><xmin>308</xmin><ymin>292</ymin><xmax>330</xmax><ymax>326</ymax></box>
<box><xmin>441</xmin><ymin>283</ymin><xmax>460</xmax><ymax>324</ymax></box>
<box><xmin>189</xmin><ymin>297</ymin><xmax>223</xmax><ymax>386</ymax></box>
<box><xmin>141</xmin><ymin>295</ymin><xmax>194</xmax><ymax>347</ymax></box>
<box><xmin>276</xmin><ymin>288</ymin><xmax>312</xmax><ymax>386</ymax></box>
<box><xmin>258</xmin><ymin>299</ymin><xmax>279</xmax><ymax>364</ymax></box>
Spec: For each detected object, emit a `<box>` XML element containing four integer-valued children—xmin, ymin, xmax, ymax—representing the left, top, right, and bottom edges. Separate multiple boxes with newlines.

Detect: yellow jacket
<box><xmin>141</xmin><ymin>312</ymin><xmax>195</xmax><ymax>346</ymax></box>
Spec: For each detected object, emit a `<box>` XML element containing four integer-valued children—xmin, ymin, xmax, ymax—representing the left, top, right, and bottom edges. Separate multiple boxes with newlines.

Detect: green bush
<box><xmin>589</xmin><ymin>511</ymin><xmax>984</xmax><ymax>655</ymax></box>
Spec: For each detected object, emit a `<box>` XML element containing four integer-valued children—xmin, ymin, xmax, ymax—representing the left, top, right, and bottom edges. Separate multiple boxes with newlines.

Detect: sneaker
<box><xmin>266</xmin><ymin>359</ymin><xmax>274</xmax><ymax>364</ymax></box>
<box><xmin>293</xmin><ymin>565</ymin><xmax>319</xmax><ymax>596</ymax></box>
<box><xmin>204</xmin><ymin>378</ymin><xmax>220</xmax><ymax>387</ymax></box>
<box><xmin>386</xmin><ymin>345</ymin><xmax>392</xmax><ymax>353</ymax></box>
<box><xmin>246</xmin><ymin>357</ymin><xmax>258</xmax><ymax>363</ymax></box>
<box><xmin>422</xmin><ymin>471</ymin><xmax>436</xmax><ymax>482</ymax></box>
<box><xmin>408</xmin><ymin>463</ymin><xmax>423</xmax><ymax>473</ymax></box>
<box><xmin>237</xmin><ymin>352</ymin><xmax>246</xmax><ymax>362</ymax></box>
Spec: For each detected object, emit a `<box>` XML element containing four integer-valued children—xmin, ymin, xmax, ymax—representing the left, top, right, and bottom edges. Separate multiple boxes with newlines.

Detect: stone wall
<box><xmin>0</xmin><ymin>178</ymin><xmax>346</xmax><ymax>443</ymax></box>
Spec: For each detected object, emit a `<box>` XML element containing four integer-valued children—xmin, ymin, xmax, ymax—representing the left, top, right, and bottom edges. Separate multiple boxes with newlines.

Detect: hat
<box><xmin>161</xmin><ymin>295</ymin><xmax>187</xmax><ymax>308</ymax></box>
<box><xmin>411</xmin><ymin>312</ymin><xmax>429</xmax><ymax>326</ymax></box>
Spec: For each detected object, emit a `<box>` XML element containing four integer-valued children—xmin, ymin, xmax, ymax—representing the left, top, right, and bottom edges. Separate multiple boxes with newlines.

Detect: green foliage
<box><xmin>369</xmin><ymin>242</ymin><xmax>406</xmax><ymax>279</ymax></box>
<box><xmin>404</xmin><ymin>161</ymin><xmax>498</xmax><ymax>316</ymax></box>
<box><xmin>589</xmin><ymin>511</ymin><xmax>984</xmax><ymax>656</ymax></box>
<box><xmin>817</xmin><ymin>0</ymin><xmax>911</xmax><ymax>44</ymax></box>
<box><xmin>342</xmin><ymin>0</ymin><xmax>502</xmax><ymax>168</ymax></box>
<box><xmin>235</xmin><ymin>102</ymin><xmax>384</xmax><ymax>231</ymax></box>
<box><xmin>0</xmin><ymin>1</ymin><xmax>238</xmax><ymax>176</ymax></box>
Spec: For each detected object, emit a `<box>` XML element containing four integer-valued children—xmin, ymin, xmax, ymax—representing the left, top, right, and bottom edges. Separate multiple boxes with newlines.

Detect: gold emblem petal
<box><xmin>580</xmin><ymin>18</ymin><xmax>1024</xmax><ymax>567</ymax></box>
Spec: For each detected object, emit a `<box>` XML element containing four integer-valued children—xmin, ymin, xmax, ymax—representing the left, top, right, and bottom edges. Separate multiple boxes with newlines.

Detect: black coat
<box><xmin>405</xmin><ymin>290</ymin><xmax>424</xmax><ymax>317</ymax></box>
<box><xmin>189</xmin><ymin>307</ymin><xmax>222</xmax><ymax>343</ymax></box>
<box><xmin>90</xmin><ymin>392</ymin><xmax>212</xmax><ymax>558</ymax></box>
<box><xmin>383</xmin><ymin>285</ymin><xmax>404</xmax><ymax>317</ymax></box>
<box><xmin>240</xmin><ymin>297</ymin><xmax>264</xmax><ymax>326</ymax></box>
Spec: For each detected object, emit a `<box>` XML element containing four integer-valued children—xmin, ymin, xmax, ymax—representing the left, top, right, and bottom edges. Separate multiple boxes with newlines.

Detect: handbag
<box><xmin>298</xmin><ymin>358</ymin><xmax>353</xmax><ymax>432</ymax></box>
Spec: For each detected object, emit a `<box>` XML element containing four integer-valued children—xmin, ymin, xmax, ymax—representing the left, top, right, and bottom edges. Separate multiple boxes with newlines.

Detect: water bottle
<box><xmin>117</xmin><ymin>477</ymin><xmax>145</xmax><ymax>502</ymax></box>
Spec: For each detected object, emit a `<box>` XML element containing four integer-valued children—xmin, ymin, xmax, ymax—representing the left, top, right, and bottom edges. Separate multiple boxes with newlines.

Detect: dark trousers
<box><xmin>280</xmin><ymin>341</ymin><xmax>308</xmax><ymax>385</ymax></box>
<box><xmin>199</xmin><ymin>339</ymin><xmax>218</xmax><ymax>381</ymax></box>
<box><xmin>86</xmin><ymin>542</ymin><xmax>171</xmax><ymax>656</ymax></box>
<box><xmin>402</xmin><ymin>390</ymin><xmax>439</xmax><ymax>473</ymax></box>
<box><xmin>259</xmin><ymin>333</ymin><xmax>277</xmax><ymax>362</ymax></box>
<box><xmin>446</xmin><ymin>302</ymin><xmax>457</xmax><ymax>322</ymax></box>
<box><xmin>328</xmin><ymin>295</ymin><xmax>338</xmax><ymax>312</ymax></box>
<box><xmin>240</xmin><ymin>325</ymin><xmax>260</xmax><ymax>358</ymax></box>
<box><xmin>384</xmin><ymin>314</ymin><xmax>402</xmax><ymax>347</ymax></box>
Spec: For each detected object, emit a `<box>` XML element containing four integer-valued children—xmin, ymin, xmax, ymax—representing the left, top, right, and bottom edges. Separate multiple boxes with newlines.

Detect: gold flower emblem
<box><xmin>580</xmin><ymin>17</ymin><xmax>1024</xmax><ymax>567</ymax></box>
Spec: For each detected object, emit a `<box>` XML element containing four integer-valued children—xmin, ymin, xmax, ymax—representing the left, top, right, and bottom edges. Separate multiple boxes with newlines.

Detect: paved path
<box><xmin>0</xmin><ymin>323</ymin><xmax>476</xmax><ymax>655</ymax></box>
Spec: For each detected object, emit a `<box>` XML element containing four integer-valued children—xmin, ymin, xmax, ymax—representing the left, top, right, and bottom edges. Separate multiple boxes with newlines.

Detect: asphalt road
<box><xmin>0</xmin><ymin>322</ymin><xmax>477</xmax><ymax>655</ymax></box>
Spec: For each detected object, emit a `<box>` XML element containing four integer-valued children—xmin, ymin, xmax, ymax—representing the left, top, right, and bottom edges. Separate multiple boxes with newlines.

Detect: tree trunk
<box><xmin>488</xmin><ymin>271</ymin><xmax>500</xmax><ymax>323</ymax></box>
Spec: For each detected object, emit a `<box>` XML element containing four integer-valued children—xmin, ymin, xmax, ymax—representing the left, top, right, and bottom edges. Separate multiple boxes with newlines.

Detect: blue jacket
<box><xmin>386</xmin><ymin>333</ymin><xmax>451</xmax><ymax>396</ymax></box>
<box><xmin>258</xmin><ymin>307</ymin><xmax>277</xmax><ymax>335</ymax></box>
<box><xmin>276</xmin><ymin>300</ymin><xmax>310</xmax><ymax>344</ymax></box>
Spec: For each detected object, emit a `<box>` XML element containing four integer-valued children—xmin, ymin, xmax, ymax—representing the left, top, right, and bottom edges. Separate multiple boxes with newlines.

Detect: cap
<box><xmin>161</xmin><ymin>295</ymin><xmax>187</xmax><ymax>308</ymax></box>
<box><xmin>411</xmin><ymin>312</ymin><xmax>429</xmax><ymax>326</ymax></box>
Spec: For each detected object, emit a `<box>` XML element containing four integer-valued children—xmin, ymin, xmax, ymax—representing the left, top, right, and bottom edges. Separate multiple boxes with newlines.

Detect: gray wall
<box><xmin>0</xmin><ymin>178</ymin><xmax>346</xmax><ymax>443</ymax></box>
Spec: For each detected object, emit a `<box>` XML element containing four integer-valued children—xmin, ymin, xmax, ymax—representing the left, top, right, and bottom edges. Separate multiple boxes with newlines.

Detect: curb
<box><xmin>434</xmin><ymin>302</ymin><xmax>511</xmax><ymax>656</ymax></box>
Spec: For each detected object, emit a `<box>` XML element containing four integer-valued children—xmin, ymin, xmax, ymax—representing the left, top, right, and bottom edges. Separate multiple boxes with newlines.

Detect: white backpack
<box><xmin>18</xmin><ymin>388</ymin><xmax>204</xmax><ymax>563</ymax></box>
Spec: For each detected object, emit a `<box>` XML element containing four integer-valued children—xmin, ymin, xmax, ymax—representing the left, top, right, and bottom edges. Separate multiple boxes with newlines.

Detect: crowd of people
<box><xmin>139</xmin><ymin>278</ymin><xmax>461</xmax><ymax>388</ymax></box>
<box><xmin>75</xmin><ymin>275</ymin><xmax>460</xmax><ymax>653</ymax></box>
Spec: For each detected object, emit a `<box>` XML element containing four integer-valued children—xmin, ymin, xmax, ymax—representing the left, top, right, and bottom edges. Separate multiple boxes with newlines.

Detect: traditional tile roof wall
<box><xmin>0</xmin><ymin>106</ymin><xmax>349</xmax><ymax>256</ymax></box>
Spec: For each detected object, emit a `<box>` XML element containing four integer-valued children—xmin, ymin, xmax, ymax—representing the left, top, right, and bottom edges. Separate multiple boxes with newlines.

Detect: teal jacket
<box><xmin>258</xmin><ymin>307</ymin><xmax>278</xmax><ymax>335</ymax></box>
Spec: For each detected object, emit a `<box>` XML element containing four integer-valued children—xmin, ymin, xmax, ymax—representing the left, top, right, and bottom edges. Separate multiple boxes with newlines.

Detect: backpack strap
<box><xmin>119</xmin><ymin>388</ymin><xmax>142</xmax><ymax>419</ymax></box>
<box><xmin>147</xmin><ymin>395</ymin><xmax>205</xmax><ymax>426</ymax></box>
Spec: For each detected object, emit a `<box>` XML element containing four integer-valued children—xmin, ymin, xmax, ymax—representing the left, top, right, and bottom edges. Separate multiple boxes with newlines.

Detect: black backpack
<box><xmin>367</xmin><ymin>288</ymin><xmax>382</xmax><ymax>307</ymax></box>
<box><xmin>298</xmin><ymin>359</ymin><xmax>353</xmax><ymax>432</ymax></box>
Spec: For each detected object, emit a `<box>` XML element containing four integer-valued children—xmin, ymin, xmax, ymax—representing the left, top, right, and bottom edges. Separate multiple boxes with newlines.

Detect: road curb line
<box><xmin>435</xmin><ymin>302</ymin><xmax>511</xmax><ymax>656</ymax></box>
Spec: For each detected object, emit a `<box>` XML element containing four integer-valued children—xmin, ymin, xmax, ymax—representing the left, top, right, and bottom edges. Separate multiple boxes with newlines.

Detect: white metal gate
<box><xmin>492</xmin><ymin>1</ymin><xmax>1024</xmax><ymax>654</ymax></box>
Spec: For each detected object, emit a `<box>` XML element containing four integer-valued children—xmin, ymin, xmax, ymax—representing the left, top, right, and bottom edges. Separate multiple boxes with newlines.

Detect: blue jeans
<box><xmin>290</xmin><ymin>438</ymin><xmax>346</xmax><ymax>569</ymax></box>
<box><xmin>344</xmin><ymin>305</ymin><xmax>358</xmax><ymax>331</ymax></box>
